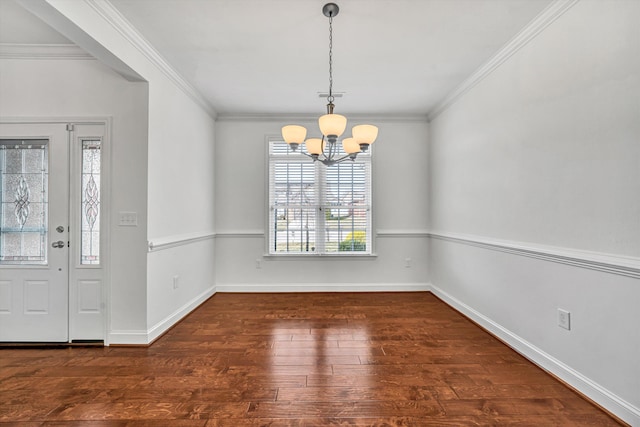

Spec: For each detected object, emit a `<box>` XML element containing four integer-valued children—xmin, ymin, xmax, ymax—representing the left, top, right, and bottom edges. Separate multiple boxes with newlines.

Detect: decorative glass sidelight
<box><xmin>0</xmin><ymin>140</ymin><xmax>48</xmax><ymax>264</ymax></box>
<box><xmin>80</xmin><ymin>140</ymin><xmax>101</xmax><ymax>265</ymax></box>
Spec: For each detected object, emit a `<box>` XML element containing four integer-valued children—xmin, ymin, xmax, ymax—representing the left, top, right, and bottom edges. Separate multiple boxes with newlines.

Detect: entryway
<box><xmin>0</xmin><ymin>121</ymin><xmax>107</xmax><ymax>342</ymax></box>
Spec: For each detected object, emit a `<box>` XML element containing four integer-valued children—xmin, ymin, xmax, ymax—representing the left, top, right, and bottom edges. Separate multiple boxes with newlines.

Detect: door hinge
<box><xmin>66</xmin><ymin>124</ymin><xmax>74</xmax><ymax>131</ymax></box>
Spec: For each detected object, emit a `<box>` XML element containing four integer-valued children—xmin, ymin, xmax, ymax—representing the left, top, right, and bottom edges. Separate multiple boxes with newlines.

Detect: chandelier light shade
<box><xmin>342</xmin><ymin>137</ymin><xmax>360</xmax><ymax>154</ymax></box>
<box><xmin>282</xmin><ymin>125</ymin><xmax>307</xmax><ymax>145</ymax></box>
<box><xmin>305</xmin><ymin>138</ymin><xmax>325</xmax><ymax>155</ymax></box>
<box><xmin>318</xmin><ymin>113</ymin><xmax>347</xmax><ymax>141</ymax></box>
<box><xmin>352</xmin><ymin>124</ymin><xmax>378</xmax><ymax>151</ymax></box>
<box><xmin>281</xmin><ymin>3</ymin><xmax>378</xmax><ymax>166</ymax></box>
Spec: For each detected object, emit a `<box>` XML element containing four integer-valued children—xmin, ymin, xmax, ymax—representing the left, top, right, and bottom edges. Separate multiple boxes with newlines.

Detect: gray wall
<box><xmin>3</xmin><ymin>0</ymin><xmax>218</xmax><ymax>344</ymax></box>
<box><xmin>0</xmin><ymin>57</ymin><xmax>150</xmax><ymax>338</ymax></box>
<box><xmin>428</xmin><ymin>0</ymin><xmax>640</xmax><ymax>423</ymax></box>
<box><xmin>214</xmin><ymin>118</ymin><xmax>430</xmax><ymax>290</ymax></box>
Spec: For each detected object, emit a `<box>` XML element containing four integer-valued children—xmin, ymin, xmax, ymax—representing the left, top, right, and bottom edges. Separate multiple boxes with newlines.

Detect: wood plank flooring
<box><xmin>0</xmin><ymin>292</ymin><xmax>624</xmax><ymax>426</ymax></box>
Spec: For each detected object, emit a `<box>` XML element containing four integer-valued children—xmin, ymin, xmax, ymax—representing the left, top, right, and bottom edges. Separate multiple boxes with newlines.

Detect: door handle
<box><xmin>52</xmin><ymin>240</ymin><xmax>65</xmax><ymax>248</ymax></box>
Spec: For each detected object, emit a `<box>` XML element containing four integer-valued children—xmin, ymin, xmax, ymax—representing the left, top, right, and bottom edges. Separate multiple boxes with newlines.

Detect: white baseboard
<box><xmin>216</xmin><ymin>283</ymin><xmax>431</xmax><ymax>293</ymax></box>
<box><xmin>107</xmin><ymin>286</ymin><xmax>216</xmax><ymax>345</ymax></box>
<box><xmin>106</xmin><ymin>330</ymin><xmax>149</xmax><ymax>345</ymax></box>
<box><xmin>429</xmin><ymin>283</ymin><xmax>640</xmax><ymax>426</ymax></box>
<box><xmin>146</xmin><ymin>286</ymin><xmax>217</xmax><ymax>344</ymax></box>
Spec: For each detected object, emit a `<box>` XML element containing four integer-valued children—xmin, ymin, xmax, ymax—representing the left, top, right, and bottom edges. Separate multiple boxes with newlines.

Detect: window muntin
<box><xmin>268</xmin><ymin>139</ymin><xmax>371</xmax><ymax>255</ymax></box>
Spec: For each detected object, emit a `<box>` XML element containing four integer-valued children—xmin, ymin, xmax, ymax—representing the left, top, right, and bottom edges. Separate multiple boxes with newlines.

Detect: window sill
<box><xmin>263</xmin><ymin>253</ymin><xmax>377</xmax><ymax>260</ymax></box>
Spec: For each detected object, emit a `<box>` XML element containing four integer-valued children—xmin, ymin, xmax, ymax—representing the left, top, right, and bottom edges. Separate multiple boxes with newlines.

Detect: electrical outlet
<box><xmin>404</xmin><ymin>258</ymin><xmax>412</xmax><ymax>268</ymax></box>
<box><xmin>558</xmin><ymin>308</ymin><xmax>571</xmax><ymax>330</ymax></box>
<box><xmin>256</xmin><ymin>258</ymin><xmax>262</xmax><ymax>269</ymax></box>
<box><xmin>172</xmin><ymin>275</ymin><xmax>179</xmax><ymax>290</ymax></box>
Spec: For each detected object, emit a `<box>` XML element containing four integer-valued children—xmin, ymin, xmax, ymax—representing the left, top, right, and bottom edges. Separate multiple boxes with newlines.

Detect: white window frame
<box><xmin>266</xmin><ymin>136</ymin><xmax>374</xmax><ymax>257</ymax></box>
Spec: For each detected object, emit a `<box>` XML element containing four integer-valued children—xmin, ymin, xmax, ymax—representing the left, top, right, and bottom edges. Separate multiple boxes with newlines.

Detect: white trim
<box><xmin>215</xmin><ymin>231</ymin><xmax>264</xmax><ymax>239</ymax></box>
<box><xmin>262</xmin><ymin>253</ymin><xmax>377</xmax><ymax>260</ymax></box>
<box><xmin>428</xmin><ymin>231</ymin><xmax>640</xmax><ymax>279</ymax></box>
<box><xmin>148</xmin><ymin>231</ymin><xmax>215</xmax><ymax>252</ymax></box>
<box><xmin>216</xmin><ymin>283</ymin><xmax>431</xmax><ymax>293</ymax></box>
<box><xmin>429</xmin><ymin>283</ymin><xmax>640</xmax><ymax>426</ymax></box>
<box><xmin>214</xmin><ymin>230</ymin><xmax>429</xmax><ymax>240</ymax></box>
<box><xmin>84</xmin><ymin>0</ymin><xmax>217</xmax><ymax>118</ymax></box>
<box><xmin>377</xmin><ymin>230</ymin><xmax>430</xmax><ymax>238</ymax></box>
<box><xmin>102</xmin><ymin>118</ymin><xmax>113</xmax><ymax>346</ymax></box>
<box><xmin>216</xmin><ymin>113</ymin><xmax>428</xmax><ymax>123</ymax></box>
<box><xmin>107</xmin><ymin>286</ymin><xmax>216</xmax><ymax>345</ymax></box>
<box><xmin>106</xmin><ymin>329</ymin><xmax>148</xmax><ymax>345</ymax></box>
<box><xmin>263</xmin><ymin>134</ymin><xmax>271</xmax><ymax>255</ymax></box>
<box><xmin>0</xmin><ymin>43</ymin><xmax>93</xmax><ymax>60</ymax></box>
<box><xmin>146</xmin><ymin>286</ymin><xmax>216</xmax><ymax>343</ymax></box>
<box><xmin>0</xmin><ymin>116</ymin><xmax>112</xmax><ymax>125</ymax></box>
<box><xmin>427</xmin><ymin>0</ymin><xmax>580</xmax><ymax>121</ymax></box>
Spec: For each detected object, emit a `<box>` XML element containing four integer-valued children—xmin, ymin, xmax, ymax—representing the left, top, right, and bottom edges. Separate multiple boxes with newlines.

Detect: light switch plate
<box><xmin>119</xmin><ymin>212</ymin><xmax>138</xmax><ymax>226</ymax></box>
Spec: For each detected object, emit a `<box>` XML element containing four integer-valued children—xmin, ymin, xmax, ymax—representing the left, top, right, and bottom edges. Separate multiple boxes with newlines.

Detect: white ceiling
<box><xmin>3</xmin><ymin>0</ymin><xmax>554</xmax><ymax>116</ymax></box>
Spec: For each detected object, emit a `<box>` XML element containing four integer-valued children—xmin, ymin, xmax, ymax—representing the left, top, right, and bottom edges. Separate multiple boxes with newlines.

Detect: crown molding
<box><xmin>216</xmin><ymin>113</ymin><xmax>429</xmax><ymax>123</ymax></box>
<box><xmin>84</xmin><ymin>0</ymin><xmax>217</xmax><ymax>119</ymax></box>
<box><xmin>427</xmin><ymin>0</ymin><xmax>580</xmax><ymax>121</ymax></box>
<box><xmin>0</xmin><ymin>43</ymin><xmax>93</xmax><ymax>60</ymax></box>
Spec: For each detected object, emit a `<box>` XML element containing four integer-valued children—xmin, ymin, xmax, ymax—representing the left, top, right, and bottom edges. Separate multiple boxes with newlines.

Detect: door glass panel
<box><xmin>0</xmin><ymin>140</ymin><xmax>48</xmax><ymax>265</ymax></box>
<box><xmin>80</xmin><ymin>140</ymin><xmax>100</xmax><ymax>265</ymax></box>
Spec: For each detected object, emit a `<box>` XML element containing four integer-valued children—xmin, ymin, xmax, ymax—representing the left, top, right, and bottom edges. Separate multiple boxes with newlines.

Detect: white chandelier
<box><xmin>281</xmin><ymin>3</ymin><xmax>378</xmax><ymax>166</ymax></box>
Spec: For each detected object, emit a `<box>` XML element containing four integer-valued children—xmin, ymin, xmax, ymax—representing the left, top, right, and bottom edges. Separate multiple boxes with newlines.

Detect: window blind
<box><xmin>268</xmin><ymin>139</ymin><xmax>372</xmax><ymax>255</ymax></box>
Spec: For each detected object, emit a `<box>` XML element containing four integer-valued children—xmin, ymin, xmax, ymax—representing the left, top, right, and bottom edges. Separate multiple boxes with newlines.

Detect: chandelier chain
<box><xmin>328</xmin><ymin>14</ymin><xmax>334</xmax><ymax>103</ymax></box>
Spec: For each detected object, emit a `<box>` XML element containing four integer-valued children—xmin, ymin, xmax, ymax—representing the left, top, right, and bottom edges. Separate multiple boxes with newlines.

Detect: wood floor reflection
<box><xmin>0</xmin><ymin>292</ymin><xmax>624</xmax><ymax>426</ymax></box>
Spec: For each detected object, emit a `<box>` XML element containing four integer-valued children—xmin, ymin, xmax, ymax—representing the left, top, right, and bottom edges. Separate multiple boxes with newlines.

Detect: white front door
<box><xmin>0</xmin><ymin>123</ymin><xmax>70</xmax><ymax>342</ymax></box>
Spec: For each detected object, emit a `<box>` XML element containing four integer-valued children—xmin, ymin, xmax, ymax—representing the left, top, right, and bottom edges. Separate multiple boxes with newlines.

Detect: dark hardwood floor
<box><xmin>0</xmin><ymin>292</ymin><xmax>624</xmax><ymax>426</ymax></box>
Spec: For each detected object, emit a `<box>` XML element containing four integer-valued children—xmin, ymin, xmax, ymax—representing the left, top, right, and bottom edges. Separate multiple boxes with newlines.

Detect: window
<box><xmin>268</xmin><ymin>138</ymin><xmax>372</xmax><ymax>255</ymax></box>
<box><xmin>80</xmin><ymin>139</ymin><xmax>101</xmax><ymax>265</ymax></box>
<box><xmin>0</xmin><ymin>140</ymin><xmax>48</xmax><ymax>264</ymax></box>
